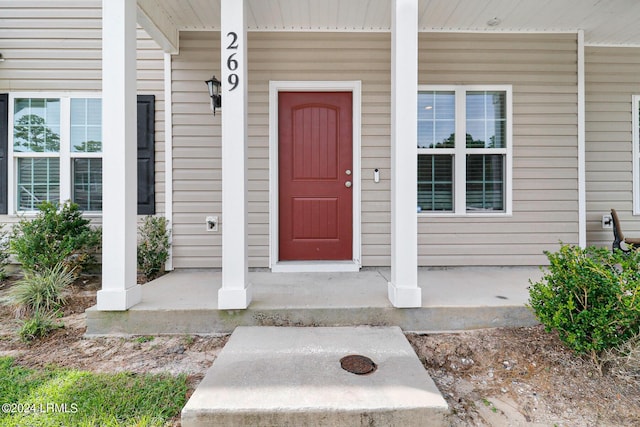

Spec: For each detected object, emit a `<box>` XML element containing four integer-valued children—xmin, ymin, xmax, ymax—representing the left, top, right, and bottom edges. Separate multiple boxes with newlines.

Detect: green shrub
<box><xmin>8</xmin><ymin>263</ymin><xmax>75</xmax><ymax>316</ymax></box>
<box><xmin>528</xmin><ymin>244</ymin><xmax>640</xmax><ymax>367</ymax></box>
<box><xmin>0</xmin><ymin>224</ymin><xmax>9</xmax><ymax>282</ymax></box>
<box><xmin>17</xmin><ymin>310</ymin><xmax>62</xmax><ymax>342</ymax></box>
<box><xmin>137</xmin><ymin>216</ymin><xmax>171</xmax><ymax>281</ymax></box>
<box><xmin>10</xmin><ymin>201</ymin><xmax>101</xmax><ymax>273</ymax></box>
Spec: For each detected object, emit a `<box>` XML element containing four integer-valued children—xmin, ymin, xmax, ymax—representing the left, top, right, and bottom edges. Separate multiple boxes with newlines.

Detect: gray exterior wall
<box><xmin>585</xmin><ymin>46</ymin><xmax>640</xmax><ymax>248</ymax></box>
<box><xmin>0</xmin><ymin>0</ymin><xmax>166</xmax><ymax>223</ymax></box>
<box><xmin>5</xmin><ymin>3</ymin><xmax>640</xmax><ymax>271</ymax></box>
<box><xmin>418</xmin><ymin>33</ymin><xmax>579</xmax><ymax>265</ymax></box>
<box><xmin>171</xmin><ymin>31</ymin><xmax>580</xmax><ymax>268</ymax></box>
<box><xmin>172</xmin><ymin>31</ymin><xmax>395</xmax><ymax>268</ymax></box>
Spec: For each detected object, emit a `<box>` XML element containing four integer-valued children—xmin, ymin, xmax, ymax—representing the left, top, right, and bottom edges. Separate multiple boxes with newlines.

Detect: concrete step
<box><xmin>181</xmin><ymin>326</ymin><xmax>449</xmax><ymax>427</ymax></box>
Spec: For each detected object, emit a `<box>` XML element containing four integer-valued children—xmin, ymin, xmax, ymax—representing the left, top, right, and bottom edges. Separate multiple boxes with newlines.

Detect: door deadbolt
<box><xmin>345</xmin><ymin>169</ymin><xmax>352</xmax><ymax>175</ymax></box>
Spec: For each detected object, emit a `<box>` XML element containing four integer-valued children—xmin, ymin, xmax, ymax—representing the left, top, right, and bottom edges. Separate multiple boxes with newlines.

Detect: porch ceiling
<box><xmin>138</xmin><ymin>0</ymin><xmax>640</xmax><ymax>51</ymax></box>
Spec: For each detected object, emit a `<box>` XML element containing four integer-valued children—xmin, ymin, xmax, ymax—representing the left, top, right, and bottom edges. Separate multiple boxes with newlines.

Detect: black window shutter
<box><xmin>0</xmin><ymin>94</ymin><xmax>8</xmax><ymax>215</ymax></box>
<box><xmin>137</xmin><ymin>95</ymin><xmax>155</xmax><ymax>215</ymax></box>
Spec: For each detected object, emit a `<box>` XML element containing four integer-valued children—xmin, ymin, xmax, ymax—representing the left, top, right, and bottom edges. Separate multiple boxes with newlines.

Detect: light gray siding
<box><xmin>171</xmin><ymin>32</ymin><xmax>222</xmax><ymax>268</ymax></box>
<box><xmin>417</xmin><ymin>33</ymin><xmax>579</xmax><ymax>265</ymax></box>
<box><xmin>171</xmin><ymin>31</ymin><xmax>393</xmax><ymax>268</ymax></box>
<box><xmin>172</xmin><ymin>31</ymin><xmax>579</xmax><ymax>268</ymax></box>
<box><xmin>585</xmin><ymin>46</ymin><xmax>640</xmax><ymax>248</ymax></box>
<box><xmin>0</xmin><ymin>0</ymin><xmax>166</xmax><ymax>221</ymax></box>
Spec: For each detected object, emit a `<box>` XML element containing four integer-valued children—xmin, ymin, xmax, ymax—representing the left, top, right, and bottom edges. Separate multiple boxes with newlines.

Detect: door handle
<box><xmin>345</xmin><ymin>181</ymin><xmax>352</xmax><ymax>188</ymax></box>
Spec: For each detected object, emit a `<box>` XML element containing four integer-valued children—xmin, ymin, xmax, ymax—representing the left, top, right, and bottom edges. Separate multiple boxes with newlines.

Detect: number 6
<box><xmin>227</xmin><ymin>53</ymin><xmax>238</xmax><ymax>71</ymax></box>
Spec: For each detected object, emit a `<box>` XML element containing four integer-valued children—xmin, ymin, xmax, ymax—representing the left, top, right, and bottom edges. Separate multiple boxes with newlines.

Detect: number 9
<box><xmin>228</xmin><ymin>74</ymin><xmax>239</xmax><ymax>91</ymax></box>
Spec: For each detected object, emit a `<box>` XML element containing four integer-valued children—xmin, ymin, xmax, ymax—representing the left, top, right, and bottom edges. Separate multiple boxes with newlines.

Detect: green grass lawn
<box><xmin>0</xmin><ymin>357</ymin><xmax>187</xmax><ymax>426</ymax></box>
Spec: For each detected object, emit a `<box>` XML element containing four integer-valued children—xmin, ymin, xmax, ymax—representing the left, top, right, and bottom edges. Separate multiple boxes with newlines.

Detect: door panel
<box><xmin>279</xmin><ymin>92</ymin><xmax>353</xmax><ymax>261</ymax></box>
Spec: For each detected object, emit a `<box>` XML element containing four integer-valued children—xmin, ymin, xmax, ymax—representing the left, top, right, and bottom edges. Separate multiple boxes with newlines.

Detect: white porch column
<box><xmin>218</xmin><ymin>0</ymin><xmax>252</xmax><ymax>309</ymax></box>
<box><xmin>96</xmin><ymin>0</ymin><xmax>141</xmax><ymax>310</ymax></box>
<box><xmin>388</xmin><ymin>0</ymin><xmax>421</xmax><ymax>308</ymax></box>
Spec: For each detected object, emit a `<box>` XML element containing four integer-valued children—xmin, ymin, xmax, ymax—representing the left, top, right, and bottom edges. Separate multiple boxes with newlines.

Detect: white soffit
<box><xmin>142</xmin><ymin>0</ymin><xmax>640</xmax><ymax>46</ymax></box>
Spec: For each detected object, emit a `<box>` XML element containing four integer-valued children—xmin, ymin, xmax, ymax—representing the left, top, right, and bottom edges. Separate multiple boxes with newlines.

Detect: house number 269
<box><xmin>226</xmin><ymin>32</ymin><xmax>239</xmax><ymax>91</ymax></box>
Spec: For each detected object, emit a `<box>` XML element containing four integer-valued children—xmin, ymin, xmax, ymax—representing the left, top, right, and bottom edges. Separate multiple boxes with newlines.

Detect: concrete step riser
<box><xmin>182</xmin><ymin>408</ymin><xmax>448</xmax><ymax>427</ymax></box>
<box><xmin>86</xmin><ymin>306</ymin><xmax>537</xmax><ymax>335</ymax></box>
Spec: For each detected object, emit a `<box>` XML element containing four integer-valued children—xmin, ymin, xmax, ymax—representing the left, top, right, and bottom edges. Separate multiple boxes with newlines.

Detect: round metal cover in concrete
<box><xmin>340</xmin><ymin>354</ymin><xmax>377</xmax><ymax>375</ymax></box>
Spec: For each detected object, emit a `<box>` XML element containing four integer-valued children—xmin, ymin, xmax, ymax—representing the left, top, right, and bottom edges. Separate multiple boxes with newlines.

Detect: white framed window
<box><xmin>633</xmin><ymin>95</ymin><xmax>640</xmax><ymax>215</ymax></box>
<box><xmin>9</xmin><ymin>93</ymin><xmax>102</xmax><ymax>213</ymax></box>
<box><xmin>417</xmin><ymin>85</ymin><xmax>512</xmax><ymax>216</ymax></box>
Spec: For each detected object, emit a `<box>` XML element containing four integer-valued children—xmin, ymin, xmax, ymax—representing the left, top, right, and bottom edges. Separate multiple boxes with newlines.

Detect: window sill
<box><xmin>418</xmin><ymin>212</ymin><xmax>512</xmax><ymax>218</ymax></box>
<box><xmin>9</xmin><ymin>211</ymin><xmax>103</xmax><ymax>219</ymax></box>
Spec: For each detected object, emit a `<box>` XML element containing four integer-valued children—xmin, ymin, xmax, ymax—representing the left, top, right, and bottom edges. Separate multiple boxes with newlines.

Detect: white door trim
<box><xmin>268</xmin><ymin>81</ymin><xmax>362</xmax><ymax>272</ymax></box>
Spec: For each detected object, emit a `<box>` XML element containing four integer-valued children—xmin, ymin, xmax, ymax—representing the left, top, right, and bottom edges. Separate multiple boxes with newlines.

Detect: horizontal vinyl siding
<box><xmin>585</xmin><ymin>46</ymin><xmax>640</xmax><ymax>248</ymax></box>
<box><xmin>418</xmin><ymin>33</ymin><xmax>579</xmax><ymax>266</ymax></box>
<box><xmin>0</xmin><ymin>0</ymin><xmax>166</xmax><ymax>223</ymax></box>
<box><xmin>171</xmin><ymin>32</ymin><xmax>222</xmax><ymax>268</ymax></box>
<box><xmin>172</xmin><ymin>31</ymin><xmax>579</xmax><ymax>268</ymax></box>
<box><xmin>171</xmin><ymin>31</ymin><xmax>392</xmax><ymax>268</ymax></box>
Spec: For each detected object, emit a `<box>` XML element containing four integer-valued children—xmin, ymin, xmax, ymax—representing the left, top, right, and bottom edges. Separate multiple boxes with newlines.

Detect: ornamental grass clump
<box><xmin>8</xmin><ymin>263</ymin><xmax>75</xmax><ymax>317</ymax></box>
<box><xmin>7</xmin><ymin>263</ymin><xmax>74</xmax><ymax>342</ymax></box>
<box><xmin>528</xmin><ymin>244</ymin><xmax>640</xmax><ymax>370</ymax></box>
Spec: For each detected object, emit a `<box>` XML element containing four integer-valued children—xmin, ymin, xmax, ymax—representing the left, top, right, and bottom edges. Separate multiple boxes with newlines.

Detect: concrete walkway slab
<box><xmin>181</xmin><ymin>326</ymin><xmax>449</xmax><ymax>427</ymax></box>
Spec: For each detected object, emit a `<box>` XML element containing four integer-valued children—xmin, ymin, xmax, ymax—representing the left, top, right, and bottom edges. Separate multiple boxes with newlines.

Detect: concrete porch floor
<box><xmin>85</xmin><ymin>267</ymin><xmax>543</xmax><ymax>335</ymax></box>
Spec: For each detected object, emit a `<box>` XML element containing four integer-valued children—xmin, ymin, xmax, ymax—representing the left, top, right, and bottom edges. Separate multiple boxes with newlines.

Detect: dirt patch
<box><xmin>0</xmin><ymin>276</ymin><xmax>227</xmax><ymax>379</ymax></box>
<box><xmin>408</xmin><ymin>329</ymin><xmax>640</xmax><ymax>426</ymax></box>
<box><xmin>1</xmin><ymin>276</ymin><xmax>639</xmax><ymax>426</ymax></box>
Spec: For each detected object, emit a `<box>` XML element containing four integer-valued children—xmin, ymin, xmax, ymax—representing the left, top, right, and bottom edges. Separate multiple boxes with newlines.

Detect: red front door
<box><xmin>278</xmin><ymin>92</ymin><xmax>353</xmax><ymax>261</ymax></box>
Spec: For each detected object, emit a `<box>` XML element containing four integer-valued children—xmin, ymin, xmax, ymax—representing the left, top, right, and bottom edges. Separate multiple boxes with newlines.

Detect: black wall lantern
<box><xmin>205</xmin><ymin>75</ymin><xmax>222</xmax><ymax>115</ymax></box>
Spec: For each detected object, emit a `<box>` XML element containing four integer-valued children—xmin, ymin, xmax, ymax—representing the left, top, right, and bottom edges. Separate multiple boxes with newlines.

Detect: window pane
<box><xmin>13</xmin><ymin>98</ymin><xmax>60</xmax><ymax>153</ymax></box>
<box><xmin>418</xmin><ymin>154</ymin><xmax>453</xmax><ymax>211</ymax></box>
<box><xmin>73</xmin><ymin>158</ymin><xmax>102</xmax><ymax>211</ymax></box>
<box><xmin>466</xmin><ymin>154</ymin><xmax>504</xmax><ymax>211</ymax></box>
<box><xmin>466</xmin><ymin>91</ymin><xmax>506</xmax><ymax>148</ymax></box>
<box><xmin>71</xmin><ymin>98</ymin><xmax>102</xmax><ymax>153</ymax></box>
<box><xmin>418</xmin><ymin>91</ymin><xmax>455</xmax><ymax>148</ymax></box>
<box><xmin>17</xmin><ymin>158</ymin><xmax>60</xmax><ymax>210</ymax></box>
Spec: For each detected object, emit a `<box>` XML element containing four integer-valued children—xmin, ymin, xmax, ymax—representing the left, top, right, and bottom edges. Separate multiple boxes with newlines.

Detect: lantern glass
<box><xmin>205</xmin><ymin>75</ymin><xmax>220</xmax><ymax>98</ymax></box>
<box><xmin>204</xmin><ymin>75</ymin><xmax>222</xmax><ymax>114</ymax></box>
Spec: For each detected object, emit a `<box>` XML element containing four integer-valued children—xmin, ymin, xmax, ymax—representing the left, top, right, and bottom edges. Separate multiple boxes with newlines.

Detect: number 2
<box><xmin>227</xmin><ymin>32</ymin><xmax>238</xmax><ymax>49</ymax></box>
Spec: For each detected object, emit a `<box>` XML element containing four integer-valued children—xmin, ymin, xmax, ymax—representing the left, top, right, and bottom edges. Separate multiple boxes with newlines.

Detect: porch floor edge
<box><xmin>85</xmin><ymin>267</ymin><xmax>541</xmax><ymax>335</ymax></box>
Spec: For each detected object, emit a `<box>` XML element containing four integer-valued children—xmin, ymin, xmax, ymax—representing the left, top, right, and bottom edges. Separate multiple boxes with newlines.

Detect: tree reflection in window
<box><xmin>13</xmin><ymin>114</ymin><xmax>60</xmax><ymax>152</ymax></box>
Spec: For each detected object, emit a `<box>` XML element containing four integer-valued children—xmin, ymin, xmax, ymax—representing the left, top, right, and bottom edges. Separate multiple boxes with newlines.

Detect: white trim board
<box><xmin>577</xmin><ymin>30</ymin><xmax>586</xmax><ymax>247</ymax></box>
<box><xmin>268</xmin><ymin>81</ymin><xmax>362</xmax><ymax>273</ymax></box>
<box><xmin>164</xmin><ymin>52</ymin><xmax>174</xmax><ymax>270</ymax></box>
<box><xmin>633</xmin><ymin>94</ymin><xmax>640</xmax><ymax>215</ymax></box>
